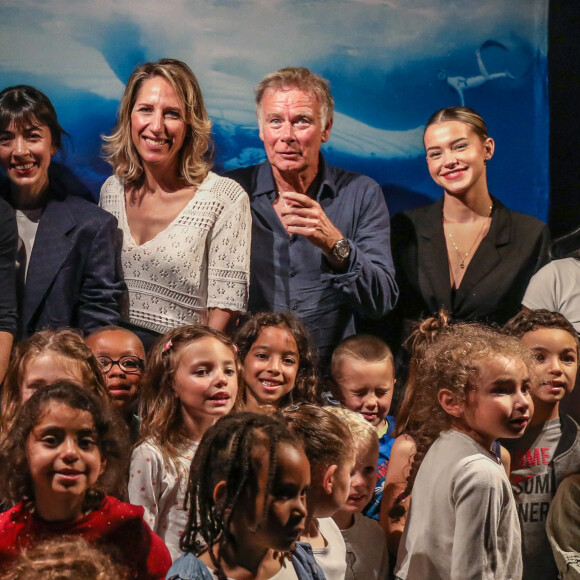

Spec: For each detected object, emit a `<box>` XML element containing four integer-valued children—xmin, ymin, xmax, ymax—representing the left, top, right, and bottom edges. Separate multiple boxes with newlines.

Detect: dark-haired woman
<box><xmin>390</xmin><ymin>106</ymin><xmax>550</xmax><ymax>346</ymax></box>
<box><xmin>0</xmin><ymin>85</ymin><xmax>124</xmax><ymax>339</ymax></box>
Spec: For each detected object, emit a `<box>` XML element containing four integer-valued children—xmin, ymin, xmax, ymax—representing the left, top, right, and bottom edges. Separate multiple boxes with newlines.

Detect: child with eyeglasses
<box><xmin>86</xmin><ymin>326</ymin><xmax>146</xmax><ymax>442</ymax></box>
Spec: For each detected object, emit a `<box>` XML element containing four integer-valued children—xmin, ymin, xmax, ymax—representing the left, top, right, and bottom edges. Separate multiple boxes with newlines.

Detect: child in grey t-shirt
<box><xmin>503</xmin><ymin>309</ymin><xmax>580</xmax><ymax>580</ymax></box>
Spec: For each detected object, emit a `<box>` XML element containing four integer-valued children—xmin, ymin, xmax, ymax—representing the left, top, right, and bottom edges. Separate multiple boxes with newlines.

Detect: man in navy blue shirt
<box><xmin>228</xmin><ymin>67</ymin><xmax>397</xmax><ymax>362</ymax></box>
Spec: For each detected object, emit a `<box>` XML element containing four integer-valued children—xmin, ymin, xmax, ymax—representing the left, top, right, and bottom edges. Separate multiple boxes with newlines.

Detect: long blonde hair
<box><xmin>102</xmin><ymin>58</ymin><xmax>213</xmax><ymax>188</ymax></box>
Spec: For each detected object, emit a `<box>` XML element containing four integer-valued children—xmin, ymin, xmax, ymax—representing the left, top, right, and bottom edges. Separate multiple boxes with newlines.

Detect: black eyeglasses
<box><xmin>97</xmin><ymin>356</ymin><xmax>144</xmax><ymax>374</ymax></box>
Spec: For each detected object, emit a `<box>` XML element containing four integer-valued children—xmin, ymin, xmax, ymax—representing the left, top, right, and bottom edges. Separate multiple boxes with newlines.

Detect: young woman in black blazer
<box><xmin>390</xmin><ymin>106</ymin><xmax>549</xmax><ymax>347</ymax></box>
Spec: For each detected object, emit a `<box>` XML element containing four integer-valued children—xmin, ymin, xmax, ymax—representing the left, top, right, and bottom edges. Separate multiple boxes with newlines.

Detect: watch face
<box><xmin>334</xmin><ymin>238</ymin><xmax>350</xmax><ymax>260</ymax></box>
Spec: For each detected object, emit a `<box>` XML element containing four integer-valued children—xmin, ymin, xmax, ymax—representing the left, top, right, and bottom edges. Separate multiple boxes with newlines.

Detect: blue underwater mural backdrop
<box><xmin>0</xmin><ymin>0</ymin><xmax>549</xmax><ymax>219</ymax></box>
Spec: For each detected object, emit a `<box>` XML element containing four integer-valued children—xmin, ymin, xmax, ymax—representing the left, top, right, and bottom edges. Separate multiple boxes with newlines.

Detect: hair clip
<box><xmin>162</xmin><ymin>340</ymin><xmax>173</xmax><ymax>355</ymax></box>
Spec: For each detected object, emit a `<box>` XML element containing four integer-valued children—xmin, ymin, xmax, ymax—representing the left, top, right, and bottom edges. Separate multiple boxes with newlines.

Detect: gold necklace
<box><xmin>444</xmin><ymin>204</ymin><xmax>493</xmax><ymax>269</ymax></box>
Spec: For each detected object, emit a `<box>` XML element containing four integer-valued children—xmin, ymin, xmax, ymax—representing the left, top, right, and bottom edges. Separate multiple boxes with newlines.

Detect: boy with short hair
<box><xmin>503</xmin><ymin>309</ymin><xmax>580</xmax><ymax>580</ymax></box>
<box><xmin>327</xmin><ymin>407</ymin><xmax>389</xmax><ymax>580</ymax></box>
<box><xmin>86</xmin><ymin>325</ymin><xmax>146</xmax><ymax>442</ymax></box>
<box><xmin>331</xmin><ymin>335</ymin><xmax>396</xmax><ymax>519</ymax></box>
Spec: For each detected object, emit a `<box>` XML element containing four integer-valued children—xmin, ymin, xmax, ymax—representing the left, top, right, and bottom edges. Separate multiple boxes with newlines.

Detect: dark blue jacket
<box><xmin>0</xmin><ymin>197</ymin><xmax>17</xmax><ymax>336</ymax></box>
<box><xmin>2</xmin><ymin>179</ymin><xmax>125</xmax><ymax>338</ymax></box>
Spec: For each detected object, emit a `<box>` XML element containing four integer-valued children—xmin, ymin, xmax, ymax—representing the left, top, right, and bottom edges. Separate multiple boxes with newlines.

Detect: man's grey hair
<box><xmin>255</xmin><ymin>66</ymin><xmax>334</xmax><ymax>128</ymax></box>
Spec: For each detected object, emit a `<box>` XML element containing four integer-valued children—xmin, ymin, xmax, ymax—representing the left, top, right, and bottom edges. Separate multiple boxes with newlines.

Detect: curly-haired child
<box><xmin>4</xmin><ymin>536</ymin><xmax>129</xmax><ymax>580</ymax></box>
<box><xmin>394</xmin><ymin>324</ymin><xmax>533</xmax><ymax>580</ymax></box>
<box><xmin>235</xmin><ymin>312</ymin><xmax>321</xmax><ymax>411</ymax></box>
<box><xmin>0</xmin><ymin>381</ymin><xmax>170</xmax><ymax>579</ymax></box>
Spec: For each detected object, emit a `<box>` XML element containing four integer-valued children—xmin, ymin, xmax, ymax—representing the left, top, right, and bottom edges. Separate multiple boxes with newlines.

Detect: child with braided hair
<box><xmin>167</xmin><ymin>412</ymin><xmax>320</xmax><ymax>580</ymax></box>
<box><xmin>393</xmin><ymin>323</ymin><xmax>533</xmax><ymax>580</ymax></box>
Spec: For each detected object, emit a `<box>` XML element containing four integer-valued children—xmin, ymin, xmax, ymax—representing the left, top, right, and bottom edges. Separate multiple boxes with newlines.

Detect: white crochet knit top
<box><xmin>99</xmin><ymin>172</ymin><xmax>250</xmax><ymax>334</ymax></box>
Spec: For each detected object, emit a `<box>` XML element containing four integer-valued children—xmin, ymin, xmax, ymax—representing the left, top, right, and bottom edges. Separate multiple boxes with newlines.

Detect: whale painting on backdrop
<box><xmin>0</xmin><ymin>0</ymin><xmax>549</xmax><ymax>219</ymax></box>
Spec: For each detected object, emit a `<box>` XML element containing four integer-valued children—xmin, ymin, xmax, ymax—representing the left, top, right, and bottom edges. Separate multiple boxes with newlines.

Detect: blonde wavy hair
<box><xmin>102</xmin><ymin>58</ymin><xmax>213</xmax><ymax>188</ymax></box>
<box><xmin>255</xmin><ymin>66</ymin><xmax>334</xmax><ymax>129</ymax></box>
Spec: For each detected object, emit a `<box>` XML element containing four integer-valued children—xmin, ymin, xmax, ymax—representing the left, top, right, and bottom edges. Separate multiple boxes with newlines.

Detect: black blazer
<box><xmin>0</xmin><ymin>198</ymin><xmax>17</xmax><ymax>336</ymax></box>
<box><xmin>388</xmin><ymin>195</ymin><xmax>550</xmax><ymax>345</ymax></box>
<box><xmin>4</xmin><ymin>182</ymin><xmax>126</xmax><ymax>339</ymax></box>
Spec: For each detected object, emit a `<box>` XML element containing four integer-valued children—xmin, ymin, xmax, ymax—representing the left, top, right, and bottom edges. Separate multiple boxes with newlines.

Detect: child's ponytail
<box><xmin>390</xmin><ymin>322</ymin><xmax>530</xmax><ymax>519</ymax></box>
<box><xmin>394</xmin><ymin>309</ymin><xmax>454</xmax><ymax>437</ymax></box>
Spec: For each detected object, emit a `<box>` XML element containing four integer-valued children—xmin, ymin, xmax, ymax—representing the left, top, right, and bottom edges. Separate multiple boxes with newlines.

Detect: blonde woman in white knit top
<box><xmin>101</xmin><ymin>59</ymin><xmax>250</xmax><ymax>347</ymax></box>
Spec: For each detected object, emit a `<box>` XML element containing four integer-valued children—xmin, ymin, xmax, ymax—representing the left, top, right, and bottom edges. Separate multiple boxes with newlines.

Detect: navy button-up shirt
<box><xmin>228</xmin><ymin>156</ymin><xmax>398</xmax><ymax>361</ymax></box>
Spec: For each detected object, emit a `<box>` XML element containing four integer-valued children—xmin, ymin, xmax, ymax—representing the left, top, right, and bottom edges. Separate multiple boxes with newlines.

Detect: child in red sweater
<box><xmin>0</xmin><ymin>381</ymin><xmax>171</xmax><ymax>579</ymax></box>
